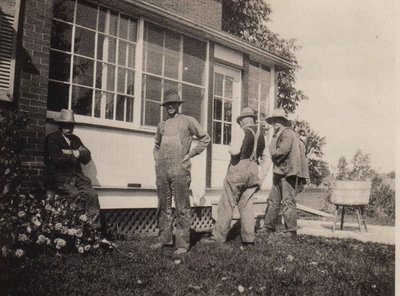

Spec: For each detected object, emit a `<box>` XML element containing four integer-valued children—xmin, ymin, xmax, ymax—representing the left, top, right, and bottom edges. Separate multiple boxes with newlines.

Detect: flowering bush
<box><xmin>0</xmin><ymin>191</ymin><xmax>111</xmax><ymax>258</ymax></box>
<box><xmin>0</xmin><ymin>111</ymin><xmax>112</xmax><ymax>258</ymax></box>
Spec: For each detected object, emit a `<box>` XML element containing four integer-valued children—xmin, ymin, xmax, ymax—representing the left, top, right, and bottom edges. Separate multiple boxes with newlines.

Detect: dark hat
<box><xmin>54</xmin><ymin>109</ymin><xmax>75</xmax><ymax>124</ymax></box>
<box><xmin>236</xmin><ymin>107</ymin><xmax>257</xmax><ymax>124</ymax></box>
<box><xmin>266</xmin><ymin>108</ymin><xmax>289</xmax><ymax>124</ymax></box>
<box><xmin>160</xmin><ymin>90</ymin><xmax>184</xmax><ymax>106</ymax></box>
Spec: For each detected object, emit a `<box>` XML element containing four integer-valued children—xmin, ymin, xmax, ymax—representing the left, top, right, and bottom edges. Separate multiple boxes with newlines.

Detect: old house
<box><xmin>0</xmin><ymin>0</ymin><xmax>293</xmax><ymax>235</ymax></box>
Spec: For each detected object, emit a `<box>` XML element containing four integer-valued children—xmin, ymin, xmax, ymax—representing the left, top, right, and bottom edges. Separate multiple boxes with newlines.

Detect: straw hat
<box><xmin>266</xmin><ymin>108</ymin><xmax>289</xmax><ymax>124</ymax></box>
<box><xmin>236</xmin><ymin>107</ymin><xmax>257</xmax><ymax>124</ymax></box>
<box><xmin>160</xmin><ymin>90</ymin><xmax>184</xmax><ymax>106</ymax></box>
<box><xmin>54</xmin><ymin>109</ymin><xmax>75</xmax><ymax>123</ymax></box>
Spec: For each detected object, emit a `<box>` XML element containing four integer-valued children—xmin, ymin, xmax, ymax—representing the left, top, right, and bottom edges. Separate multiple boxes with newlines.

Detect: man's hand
<box><xmin>61</xmin><ymin>149</ymin><xmax>73</xmax><ymax>155</ymax></box>
<box><xmin>72</xmin><ymin>149</ymin><xmax>80</xmax><ymax>158</ymax></box>
<box><xmin>182</xmin><ymin>154</ymin><xmax>190</xmax><ymax>163</ymax></box>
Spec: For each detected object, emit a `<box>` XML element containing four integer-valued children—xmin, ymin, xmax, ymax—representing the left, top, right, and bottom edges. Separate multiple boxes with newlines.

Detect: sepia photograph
<box><xmin>0</xmin><ymin>0</ymin><xmax>396</xmax><ymax>295</ymax></box>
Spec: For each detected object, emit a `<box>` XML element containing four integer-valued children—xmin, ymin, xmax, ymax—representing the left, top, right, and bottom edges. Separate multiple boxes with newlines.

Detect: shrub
<box><xmin>0</xmin><ymin>111</ymin><xmax>111</xmax><ymax>258</ymax></box>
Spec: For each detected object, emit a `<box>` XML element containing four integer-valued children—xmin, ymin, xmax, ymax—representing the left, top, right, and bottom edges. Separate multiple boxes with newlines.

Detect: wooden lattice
<box><xmin>103</xmin><ymin>207</ymin><xmax>214</xmax><ymax>238</ymax></box>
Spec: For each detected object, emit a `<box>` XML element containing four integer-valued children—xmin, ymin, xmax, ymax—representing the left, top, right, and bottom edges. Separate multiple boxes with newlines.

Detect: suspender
<box><xmin>245</xmin><ymin>127</ymin><xmax>260</xmax><ymax>162</ymax></box>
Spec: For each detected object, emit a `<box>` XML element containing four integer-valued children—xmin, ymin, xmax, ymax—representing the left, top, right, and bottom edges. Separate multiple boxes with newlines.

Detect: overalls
<box><xmin>212</xmin><ymin>127</ymin><xmax>261</xmax><ymax>243</ymax></box>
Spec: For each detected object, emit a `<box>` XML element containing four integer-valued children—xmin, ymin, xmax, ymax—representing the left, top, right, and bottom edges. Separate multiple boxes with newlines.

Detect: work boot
<box><xmin>240</xmin><ymin>242</ymin><xmax>254</xmax><ymax>251</ymax></box>
<box><xmin>277</xmin><ymin>231</ymin><xmax>297</xmax><ymax>238</ymax></box>
<box><xmin>259</xmin><ymin>227</ymin><xmax>275</xmax><ymax>235</ymax></box>
<box><xmin>174</xmin><ymin>248</ymin><xmax>188</xmax><ymax>255</ymax></box>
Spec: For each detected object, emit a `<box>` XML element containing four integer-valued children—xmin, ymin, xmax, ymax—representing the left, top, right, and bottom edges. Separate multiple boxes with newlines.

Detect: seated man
<box><xmin>45</xmin><ymin>109</ymin><xmax>101</xmax><ymax>230</ymax></box>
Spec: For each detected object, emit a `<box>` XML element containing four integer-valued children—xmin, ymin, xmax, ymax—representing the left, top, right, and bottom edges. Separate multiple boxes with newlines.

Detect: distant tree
<box><xmin>349</xmin><ymin>149</ymin><xmax>373</xmax><ymax>181</ymax></box>
<box><xmin>336</xmin><ymin>156</ymin><xmax>349</xmax><ymax>180</ymax></box>
<box><xmin>387</xmin><ymin>171</ymin><xmax>395</xmax><ymax>179</ymax></box>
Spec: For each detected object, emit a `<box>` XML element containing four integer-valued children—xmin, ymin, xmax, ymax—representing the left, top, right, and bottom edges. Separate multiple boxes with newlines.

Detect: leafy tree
<box><xmin>292</xmin><ymin>120</ymin><xmax>329</xmax><ymax>185</ymax></box>
<box><xmin>349</xmin><ymin>149</ymin><xmax>373</xmax><ymax>181</ymax></box>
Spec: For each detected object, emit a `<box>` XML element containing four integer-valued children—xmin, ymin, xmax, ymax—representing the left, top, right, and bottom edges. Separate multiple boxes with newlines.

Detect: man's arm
<box><xmin>270</xmin><ymin>129</ymin><xmax>294</xmax><ymax>164</ymax></box>
<box><xmin>187</xmin><ymin>117</ymin><xmax>210</xmax><ymax>158</ymax></box>
<box><xmin>46</xmin><ymin>134</ymin><xmax>76</xmax><ymax>168</ymax></box>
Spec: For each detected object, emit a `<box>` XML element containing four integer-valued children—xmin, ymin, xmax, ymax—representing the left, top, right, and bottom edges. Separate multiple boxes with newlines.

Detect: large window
<box><xmin>48</xmin><ymin>0</ymin><xmax>137</xmax><ymax>123</ymax></box>
<box><xmin>248</xmin><ymin>62</ymin><xmax>272</xmax><ymax>123</ymax></box>
<box><xmin>141</xmin><ymin>22</ymin><xmax>206</xmax><ymax>126</ymax></box>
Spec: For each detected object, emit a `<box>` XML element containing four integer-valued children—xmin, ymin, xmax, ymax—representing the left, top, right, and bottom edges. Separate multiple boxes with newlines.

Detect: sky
<box><xmin>266</xmin><ymin>0</ymin><xmax>397</xmax><ymax>173</ymax></box>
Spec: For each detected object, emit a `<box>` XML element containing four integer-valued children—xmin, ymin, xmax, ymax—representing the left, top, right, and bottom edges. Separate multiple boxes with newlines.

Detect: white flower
<box><xmin>67</xmin><ymin>228</ymin><xmax>77</xmax><ymax>236</ymax></box>
<box><xmin>93</xmin><ymin>243</ymin><xmax>100</xmax><ymax>249</ymax></box>
<box><xmin>45</xmin><ymin>204</ymin><xmax>52</xmax><ymax>211</ymax></box>
<box><xmin>55</xmin><ymin>223</ymin><xmax>63</xmax><ymax>231</ymax></box>
<box><xmin>78</xmin><ymin>246</ymin><xmax>84</xmax><ymax>253</ymax></box>
<box><xmin>84</xmin><ymin>245</ymin><xmax>91</xmax><ymax>251</ymax></box>
<box><xmin>18</xmin><ymin>234</ymin><xmax>28</xmax><ymax>242</ymax></box>
<box><xmin>18</xmin><ymin>211</ymin><xmax>25</xmax><ymax>218</ymax></box>
<box><xmin>61</xmin><ymin>226</ymin><xmax>68</xmax><ymax>234</ymax></box>
<box><xmin>36</xmin><ymin>235</ymin><xmax>46</xmax><ymax>245</ymax></box>
<box><xmin>2</xmin><ymin>246</ymin><xmax>9</xmax><ymax>257</ymax></box>
<box><xmin>26</xmin><ymin>226</ymin><xmax>32</xmax><ymax>233</ymax></box>
<box><xmin>46</xmin><ymin>238</ymin><xmax>51</xmax><ymax>245</ymax></box>
<box><xmin>31</xmin><ymin>217</ymin><xmax>41</xmax><ymax>227</ymax></box>
<box><xmin>15</xmin><ymin>249</ymin><xmax>25</xmax><ymax>258</ymax></box>
<box><xmin>79</xmin><ymin>215</ymin><xmax>88</xmax><ymax>222</ymax></box>
<box><xmin>75</xmin><ymin>229</ymin><xmax>83</xmax><ymax>238</ymax></box>
<box><xmin>54</xmin><ymin>238</ymin><xmax>66</xmax><ymax>249</ymax></box>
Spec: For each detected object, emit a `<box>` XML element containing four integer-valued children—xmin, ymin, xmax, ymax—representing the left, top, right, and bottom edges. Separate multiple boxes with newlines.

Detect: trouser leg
<box><xmin>238</xmin><ymin>187</ymin><xmax>257</xmax><ymax>243</ymax></box>
<box><xmin>75</xmin><ymin>175</ymin><xmax>101</xmax><ymax>229</ymax></box>
<box><xmin>264</xmin><ymin>174</ymin><xmax>283</xmax><ymax>230</ymax></box>
<box><xmin>156</xmin><ymin>175</ymin><xmax>173</xmax><ymax>245</ymax></box>
<box><xmin>281</xmin><ymin>176</ymin><xmax>297</xmax><ymax>231</ymax></box>
<box><xmin>173</xmin><ymin>174</ymin><xmax>191</xmax><ymax>249</ymax></box>
<box><xmin>212</xmin><ymin>178</ymin><xmax>236</xmax><ymax>242</ymax></box>
<box><xmin>53</xmin><ymin>176</ymin><xmax>80</xmax><ymax>199</ymax></box>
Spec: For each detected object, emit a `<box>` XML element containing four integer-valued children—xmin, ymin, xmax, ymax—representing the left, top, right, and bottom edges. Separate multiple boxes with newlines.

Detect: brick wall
<box><xmin>17</xmin><ymin>0</ymin><xmax>53</xmax><ymax>190</ymax></box>
<box><xmin>142</xmin><ymin>0</ymin><xmax>222</xmax><ymax>30</ymax></box>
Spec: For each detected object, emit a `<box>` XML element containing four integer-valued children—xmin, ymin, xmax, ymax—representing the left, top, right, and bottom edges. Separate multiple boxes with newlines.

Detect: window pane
<box><xmin>145</xmin><ymin>23</ymin><xmax>163</xmax><ymax>50</ymax></box>
<box><xmin>224</xmin><ymin>77</ymin><xmax>233</xmax><ymax>99</ymax></box>
<box><xmin>213</xmin><ymin>97</ymin><xmax>222</xmax><ymax>120</ymax></box>
<box><xmin>95</xmin><ymin>61</ymin><xmax>103</xmax><ymax>89</ymax></box>
<box><xmin>71</xmin><ymin>85</ymin><xmax>93</xmax><ymax>116</ymax></box>
<box><xmin>94</xmin><ymin>91</ymin><xmax>101</xmax><ymax>117</ymax></box>
<box><xmin>116</xmin><ymin>95</ymin><xmax>125</xmax><ymax>121</ymax></box>
<box><xmin>127</xmin><ymin>70</ymin><xmax>134</xmax><ymax>95</ymax></box>
<box><xmin>164</xmin><ymin>54</ymin><xmax>179</xmax><ymax>79</ymax></box>
<box><xmin>181</xmin><ymin>85</ymin><xmax>203</xmax><ymax>122</ymax></box>
<box><xmin>223</xmin><ymin>123</ymin><xmax>231</xmax><ymax>145</ymax></box>
<box><xmin>107</xmin><ymin>37</ymin><xmax>117</xmax><ymax>63</ymax></box>
<box><xmin>143</xmin><ymin>100</ymin><xmax>160</xmax><ymax>126</ymax></box>
<box><xmin>165</xmin><ymin>29</ymin><xmax>180</xmax><ymax>54</ymax></box>
<box><xmin>51</xmin><ymin>20</ymin><xmax>72</xmax><ymax>51</ymax></box>
<box><xmin>163</xmin><ymin>80</ymin><xmax>179</xmax><ymax>94</ymax></box>
<box><xmin>105</xmin><ymin>93</ymin><xmax>114</xmax><ymax>119</ymax></box>
<box><xmin>97</xmin><ymin>34</ymin><xmax>105</xmax><ymax>61</ymax></box>
<box><xmin>106</xmin><ymin>64</ymin><xmax>115</xmax><ymax>91</ymax></box>
<box><xmin>126</xmin><ymin>97</ymin><xmax>134</xmax><ymax>122</ymax></box>
<box><xmin>109</xmin><ymin>11</ymin><xmax>118</xmax><ymax>36</ymax></box>
<box><xmin>98</xmin><ymin>7</ymin><xmax>107</xmax><ymax>33</ymax></box>
<box><xmin>224</xmin><ymin>100</ymin><xmax>232</xmax><ymax>122</ymax></box>
<box><xmin>117</xmin><ymin>68</ymin><xmax>126</xmax><ymax>93</ymax></box>
<box><xmin>127</xmin><ymin>44</ymin><xmax>135</xmax><ymax>68</ymax></box>
<box><xmin>183</xmin><ymin>36</ymin><xmax>206</xmax><ymax>85</ymax></box>
<box><xmin>74</xmin><ymin>27</ymin><xmax>95</xmax><ymax>58</ymax></box>
<box><xmin>73</xmin><ymin>56</ymin><xmax>94</xmax><ymax>87</ymax></box>
<box><xmin>76</xmin><ymin>0</ymin><xmax>97</xmax><ymax>29</ymax></box>
<box><xmin>118</xmin><ymin>40</ymin><xmax>127</xmax><ymax>66</ymax></box>
<box><xmin>48</xmin><ymin>81</ymin><xmax>69</xmax><ymax>111</ymax></box>
<box><xmin>128</xmin><ymin>19</ymin><xmax>137</xmax><ymax>42</ymax></box>
<box><xmin>214</xmin><ymin>73</ymin><xmax>223</xmax><ymax>97</ymax></box>
<box><xmin>143</xmin><ymin>75</ymin><xmax>161</xmax><ymax>102</ymax></box>
<box><xmin>53</xmin><ymin>0</ymin><xmax>75</xmax><ymax>22</ymax></box>
<box><xmin>49</xmin><ymin>50</ymin><xmax>71</xmax><ymax>82</ymax></box>
<box><xmin>213</xmin><ymin>122</ymin><xmax>222</xmax><ymax>144</ymax></box>
<box><xmin>145</xmin><ymin>49</ymin><xmax>162</xmax><ymax>75</ymax></box>
<box><xmin>119</xmin><ymin>15</ymin><xmax>129</xmax><ymax>39</ymax></box>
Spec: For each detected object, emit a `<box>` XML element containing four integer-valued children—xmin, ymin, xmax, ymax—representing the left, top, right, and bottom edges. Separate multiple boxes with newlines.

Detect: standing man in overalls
<box><xmin>151</xmin><ymin>89</ymin><xmax>210</xmax><ymax>255</ymax></box>
<box><xmin>263</xmin><ymin>108</ymin><xmax>309</xmax><ymax>237</ymax></box>
<box><xmin>203</xmin><ymin>107</ymin><xmax>265</xmax><ymax>246</ymax></box>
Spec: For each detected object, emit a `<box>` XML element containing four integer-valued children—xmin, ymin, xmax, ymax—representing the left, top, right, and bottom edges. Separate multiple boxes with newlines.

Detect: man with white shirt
<box><xmin>203</xmin><ymin>107</ymin><xmax>265</xmax><ymax>246</ymax></box>
<box><xmin>45</xmin><ymin>109</ymin><xmax>101</xmax><ymax>229</ymax></box>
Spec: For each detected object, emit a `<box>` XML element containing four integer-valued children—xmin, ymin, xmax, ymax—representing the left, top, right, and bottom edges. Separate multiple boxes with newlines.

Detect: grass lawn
<box><xmin>0</xmin><ymin>228</ymin><xmax>394</xmax><ymax>296</ymax></box>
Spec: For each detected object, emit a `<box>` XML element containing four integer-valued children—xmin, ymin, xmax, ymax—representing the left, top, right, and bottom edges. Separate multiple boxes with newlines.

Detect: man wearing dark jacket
<box><xmin>263</xmin><ymin>108</ymin><xmax>309</xmax><ymax>237</ymax></box>
<box><xmin>45</xmin><ymin>109</ymin><xmax>101</xmax><ymax>229</ymax></box>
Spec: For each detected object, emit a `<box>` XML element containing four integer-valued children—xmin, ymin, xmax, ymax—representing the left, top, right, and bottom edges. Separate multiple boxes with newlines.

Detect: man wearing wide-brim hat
<box><xmin>151</xmin><ymin>89</ymin><xmax>210</xmax><ymax>255</ymax></box>
<box><xmin>203</xmin><ymin>107</ymin><xmax>265</xmax><ymax>247</ymax></box>
<box><xmin>45</xmin><ymin>109</ymin><xmax>103</xmax><ymax>232</ymax></box>
<box><xmin>263</xmin><ymin>108</ymin><xmax>309</xmax><ymax>237</ymax></box>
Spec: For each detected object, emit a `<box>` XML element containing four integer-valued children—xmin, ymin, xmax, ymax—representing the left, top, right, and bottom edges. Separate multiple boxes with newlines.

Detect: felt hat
<box><xmin>54</xmin><ymin>109</ymin><xmax>75</xmax><ymax>123</ymax></box>
<box><xmin>160</xmin><ymin>90</ymin><xmax>184</xmax><ymax>106</ymax></box>
<box><xmin>236</xmin><ymin>107</ymin><xmax>257</xmax><ymax>124</ymax></box>
<box><xmin>266</xmin><ymin>108</ymin><xmax>289</xmax><ymax>124</ymax></box>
